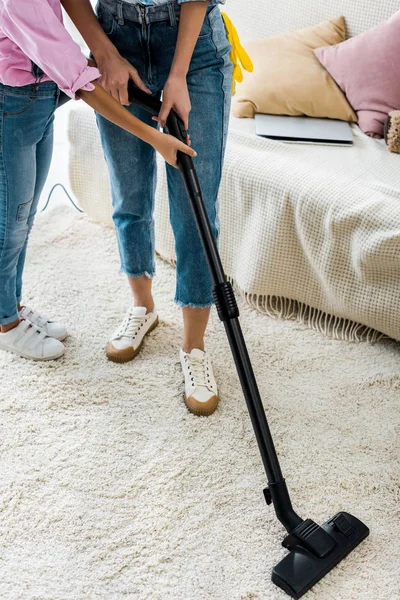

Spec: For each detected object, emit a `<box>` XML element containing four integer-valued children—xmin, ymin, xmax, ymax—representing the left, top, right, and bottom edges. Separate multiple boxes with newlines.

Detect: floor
<box><xmin>0</xmin><ymin>206</ymin><xmax>398</xmax><ymax>600</ymax></box>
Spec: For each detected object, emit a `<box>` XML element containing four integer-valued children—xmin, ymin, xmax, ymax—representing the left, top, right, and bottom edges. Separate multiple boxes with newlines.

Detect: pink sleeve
<box><xmin>0</xmin><ymin>0</ymin><xmax>101</xmax><ymax>99</ymax></box>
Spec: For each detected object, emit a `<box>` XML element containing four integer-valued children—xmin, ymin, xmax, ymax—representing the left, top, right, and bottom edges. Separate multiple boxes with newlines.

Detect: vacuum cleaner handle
<box><xmin>127</xmin><ymin>78</ymin><xmax>289</xmax><ymax>480</ymax></box>
<box><xmin>127</xmin><ymin>81</ymin><xmax>369</xmax><ymax>600</ymax></box>
<box><xmin>127</xmin><ymin>81</ymin><xmax>193</xmax><ymax>171</ymax></box>
<box><xmin>127</xmin><ymin>81</ymin><xmax>161</xmax><ymax>117</ymax></box>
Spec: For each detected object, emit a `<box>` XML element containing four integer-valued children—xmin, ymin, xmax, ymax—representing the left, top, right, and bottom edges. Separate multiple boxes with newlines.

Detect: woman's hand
<box><xmin>96</xmin><ymin>49</ymin><xmax>151</xmax><ymax>105</ymax></box>
<box><xmin>153</xmin><ymin>1</ymin><xmax>206</xmax><ymax>128</ymax></box>
<box><xmin>155</xmin><ymin>73</ymin><xmax>191</xmax><ymax>129</ymax></box>
<box><xmin>154</xmin><ymin>133</ymin><xmax>196</xmax><ymax>168</ymax></box>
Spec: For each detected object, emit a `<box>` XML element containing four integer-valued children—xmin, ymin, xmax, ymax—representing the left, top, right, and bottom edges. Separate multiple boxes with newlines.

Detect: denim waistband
<box><xmin>99</xmin><ymin>0</ymin><xmax>182</xmax><ymax>24</ymax></box>
<box><xmin>0</xmin><ymin>82</ymin><xmax>58</xmax><ymax>97</ymax></box>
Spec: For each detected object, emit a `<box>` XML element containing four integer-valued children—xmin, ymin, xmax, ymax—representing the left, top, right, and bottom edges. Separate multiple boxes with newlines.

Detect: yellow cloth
<box><xmin>221</xmin><ymin>12</ymin><xmax>254</xmax><ymax>94</ymax></box>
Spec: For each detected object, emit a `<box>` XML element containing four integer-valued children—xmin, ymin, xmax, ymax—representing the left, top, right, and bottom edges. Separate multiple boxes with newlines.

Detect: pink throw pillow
<box><xmin>314</xmin><ymin>11</ymin><xmax>400</xmax><ymax>138</ymax></box>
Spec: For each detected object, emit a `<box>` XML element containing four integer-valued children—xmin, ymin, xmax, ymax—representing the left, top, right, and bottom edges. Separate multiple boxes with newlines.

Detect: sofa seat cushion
<box><xmin>213</xmin><ymin>117</ymin><xmax>400</xmax><ymax>340</ymax></box>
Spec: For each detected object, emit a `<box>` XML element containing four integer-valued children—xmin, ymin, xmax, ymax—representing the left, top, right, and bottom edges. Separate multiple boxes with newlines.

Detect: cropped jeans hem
<box><xmin>121</xmin><ymin>267</ymin><xmax>155</xmax><ymax>280</ymax></box>
<box><xmin>175</xmin><ymin>298</ymin><xmax>214</xmax><ymax>310</ymax></box>
<box><xmin>0</xmin><ymin>311</ymin><xmax>19</xmax><ymax>326</ymax></box>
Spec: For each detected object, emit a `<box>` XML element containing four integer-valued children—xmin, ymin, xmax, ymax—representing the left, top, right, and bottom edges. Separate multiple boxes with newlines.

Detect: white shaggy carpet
<box><xmin>1</xmin><ymin>207</ymin><xmax>399</xmax><ymax>600</ymax></box>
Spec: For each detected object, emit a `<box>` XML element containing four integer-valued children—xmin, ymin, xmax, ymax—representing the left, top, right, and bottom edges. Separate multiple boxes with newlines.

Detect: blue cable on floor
<box><xmin>41</xmin><ymin>183</ymin><xmax>84</xmax><ymax>214</ymax></box>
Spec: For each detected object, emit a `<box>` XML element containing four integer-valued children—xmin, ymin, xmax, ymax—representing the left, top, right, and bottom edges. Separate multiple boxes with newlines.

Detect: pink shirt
<box><xmin>0</xmin><ymin>0</ymin><xmax>100</xmax><ymax>99</ymax></box>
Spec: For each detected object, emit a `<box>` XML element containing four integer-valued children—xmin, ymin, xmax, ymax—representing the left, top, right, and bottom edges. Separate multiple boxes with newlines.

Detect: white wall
<box><xmin>224</xmin><ymin>0</ymin><xmax>399</xmax><ymax>41</ymax></box>
<box><xmin>62</xmin><ymin>0</ymin><xmax>97</xmax><ymax>53</ymax></box>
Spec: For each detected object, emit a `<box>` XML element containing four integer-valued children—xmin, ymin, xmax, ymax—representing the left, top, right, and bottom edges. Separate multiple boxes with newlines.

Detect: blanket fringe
<box><xmin>156</xmin><ymin>254</ymin><xmax>385</xmax><ymax>343</ymax></box>
<box><xmin>229</xmin><ymin>278</ymin><xmax>385</xmax><ymax>344</ymax></box>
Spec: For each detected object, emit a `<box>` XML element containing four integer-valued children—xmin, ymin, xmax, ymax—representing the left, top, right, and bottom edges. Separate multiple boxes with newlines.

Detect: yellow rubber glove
<box><xmin>221</xmin><ymin>12</ymin><xmax>254</xmax><ymax>94</ymax></box>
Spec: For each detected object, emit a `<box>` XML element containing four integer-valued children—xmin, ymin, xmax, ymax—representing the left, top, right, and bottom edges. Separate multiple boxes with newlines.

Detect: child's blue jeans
<box><xmin>0</xmin><ymin>82</ymin><xmax>58</xmax><ymax>324</ymax></box>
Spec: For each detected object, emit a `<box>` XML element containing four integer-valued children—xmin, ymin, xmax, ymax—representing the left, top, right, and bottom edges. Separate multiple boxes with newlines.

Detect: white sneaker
<box><xmin>180</xmin><ymin>348</ymin><xmax>219</xmax><ymax>416</ymax></box>
<box><xmin>0</xmin><ymin>319</ymin><xmax>65</xmax><ymax>361</ymax></box>
<box><xmin>19</xmin><ymin>305</ymin><xmax>68</xmax><ymax>341</ymax></box>
<box><xmin>106</xmin><ymin>306</ymin><xmax>159</xmax><ymax>363</ymax></box>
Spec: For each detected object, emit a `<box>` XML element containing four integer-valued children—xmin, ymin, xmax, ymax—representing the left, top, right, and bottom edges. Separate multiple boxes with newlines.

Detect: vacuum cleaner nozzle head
<box><xmin>272</xmin><ymin>512</ymin><xmax>369</xmax><ymax>599</ymax></box>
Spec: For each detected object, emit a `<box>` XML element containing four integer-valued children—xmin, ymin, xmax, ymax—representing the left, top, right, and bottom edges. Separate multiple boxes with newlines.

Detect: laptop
<box><xmin>255</xmin><ymin>114</ymin><xmax>354</xmax><ymax>146</ymax></box>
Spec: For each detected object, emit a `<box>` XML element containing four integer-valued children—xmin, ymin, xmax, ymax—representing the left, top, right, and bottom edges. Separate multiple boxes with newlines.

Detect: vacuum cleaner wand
<box><xmin>128</xmin><ymin>81</ymin><xmax>369</xmax><ymax>599</ymax></box>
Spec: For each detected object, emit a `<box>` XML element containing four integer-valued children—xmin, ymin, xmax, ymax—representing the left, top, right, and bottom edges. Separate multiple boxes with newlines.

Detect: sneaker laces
<box><xmin>187</xmin><ymin>355</ymin><xmax>211</xmax><ymax>388</ymax></box>
<box><xmin>115</xmin><ymin>310</ymin><xmax>146</xmax><ymax>340</ymax></box>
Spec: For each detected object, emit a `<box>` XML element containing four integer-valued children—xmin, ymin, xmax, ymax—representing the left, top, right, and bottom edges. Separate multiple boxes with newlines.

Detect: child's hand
<box><xmin>155</xmin><ymin>133</ymin><xmax>197</xmax><ymax>168</ymax></box>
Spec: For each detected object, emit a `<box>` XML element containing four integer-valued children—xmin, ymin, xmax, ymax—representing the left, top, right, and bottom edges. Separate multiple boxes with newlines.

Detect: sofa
<box><xmin>68</xmin><ymin>0</ymin><xmax>400</xmax><ymax>342</ymax></box>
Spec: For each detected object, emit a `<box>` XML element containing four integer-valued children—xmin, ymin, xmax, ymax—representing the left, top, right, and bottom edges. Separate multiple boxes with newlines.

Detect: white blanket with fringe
<box><xmin>153</xmin><ymin>119</ymin><xmax>400</xmax><ymax>342</ymax></box>
<box><xmin>68</xmin><ymin>108</ymin><xmax>400</xmax><ymax>342</ymax></box>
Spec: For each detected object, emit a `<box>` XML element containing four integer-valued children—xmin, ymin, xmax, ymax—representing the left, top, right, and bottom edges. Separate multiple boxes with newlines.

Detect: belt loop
<box><xmin>168</xmin><ymin>3</ymin><xmax>176</xmax><ymax>27</ymax></box>
<box><xmin>136</xmin><ymin>3</ymin><xmax>143</xmax><ymax>25</ymax></box>
<box><xmin>31</xmin><ymin>60</ymin><xmax>44</xmax><ymax>92</ymax></box>
<box><xmin>117</xmin><ymin>0</ymin><xmax>125</xmax><ymax>26</ymax></box>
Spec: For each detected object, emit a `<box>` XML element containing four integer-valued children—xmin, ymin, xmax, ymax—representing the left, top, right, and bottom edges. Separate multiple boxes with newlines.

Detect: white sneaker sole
<box><xmin>0</xmin><ymin>343</ymin><xmax>65</xmax><ymax>361</ymax></box>
<box><xmin>55</xmin><ymin>332</ymin><xmax>68</xmax><ymax>342</ymax></box>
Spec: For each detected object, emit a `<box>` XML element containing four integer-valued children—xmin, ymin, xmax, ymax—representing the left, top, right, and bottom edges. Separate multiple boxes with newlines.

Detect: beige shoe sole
<box><xmin>106</xmin><ymin>316</ymin><xmax>159</xmax><ymax>363</ymax></box>
<box><xmin>184</xmin><ymin>393</ymin><xmax>219</xmax><ymax>417</ymax></box>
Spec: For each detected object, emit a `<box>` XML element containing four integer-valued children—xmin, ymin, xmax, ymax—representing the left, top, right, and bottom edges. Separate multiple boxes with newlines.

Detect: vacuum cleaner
<box><xmin>128</xmin><ymin>82</ymin><xmax>369</xmax><ymax>599</ymax></box>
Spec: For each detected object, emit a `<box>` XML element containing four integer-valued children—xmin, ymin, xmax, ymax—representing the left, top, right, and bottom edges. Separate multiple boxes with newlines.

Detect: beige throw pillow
<box><xmin>233</xmin><ymin>17</ymin><xmax>357</xmax><ymax>122</ymax></box>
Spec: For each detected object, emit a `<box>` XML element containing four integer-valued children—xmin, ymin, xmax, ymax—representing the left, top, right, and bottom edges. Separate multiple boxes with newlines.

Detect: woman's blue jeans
<box><xmin>0</xmin><ymin>82</ymin><xmax>59</xmax><ymax>324</ymax></box>
<box><xmin>96</xmin><ymin>2</ymin><xmax>233</xmax><ymax>307</ymax></box>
